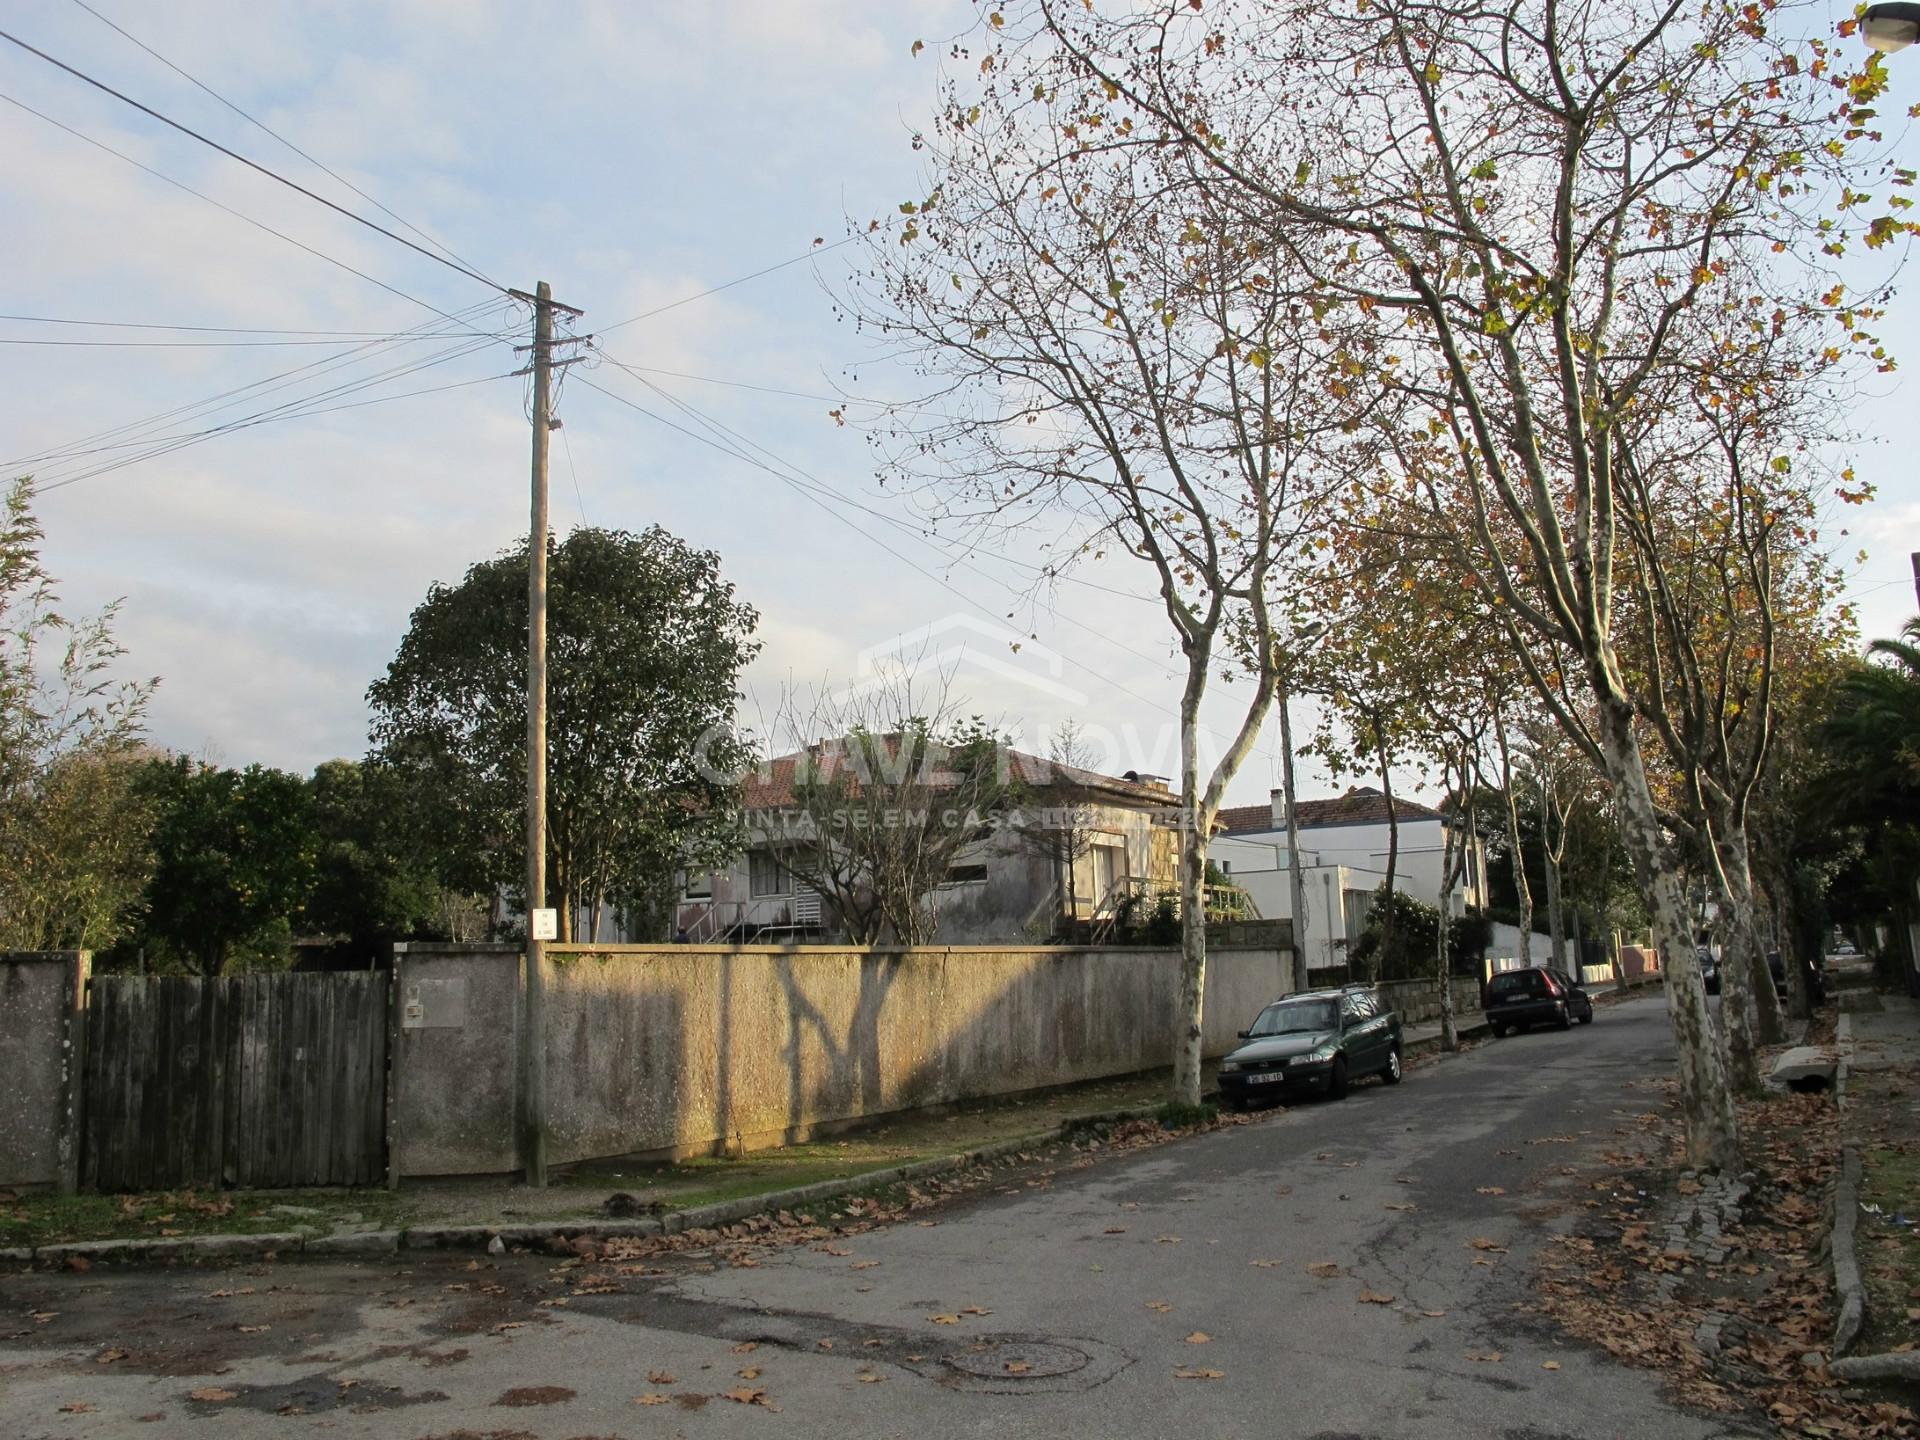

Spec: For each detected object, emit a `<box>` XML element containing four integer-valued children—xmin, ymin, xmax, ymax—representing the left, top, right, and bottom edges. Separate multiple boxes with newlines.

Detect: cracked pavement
<box><xmin>0</xmin><ymin>994</ymin><xmax>1761</xmax><ymax>1438</ymax></box>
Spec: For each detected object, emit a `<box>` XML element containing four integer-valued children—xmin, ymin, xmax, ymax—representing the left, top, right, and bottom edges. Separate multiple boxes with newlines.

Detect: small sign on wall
<box><xmin>530</xmin><ymin>908</ymin><xmax>558</xmax><ymax>941</ymax></box>
<box><xmin>401</xmin><ymin>978</ymin><xmax>468</xmax><ymax>1030</ymax></box>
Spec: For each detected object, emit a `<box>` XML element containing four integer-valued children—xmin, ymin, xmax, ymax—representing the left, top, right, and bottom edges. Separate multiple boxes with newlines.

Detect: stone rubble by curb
<box><xmin>3</xmin><ymin>1012</ymin><xmax>1506</xmax><ymax>1270</ymax></box>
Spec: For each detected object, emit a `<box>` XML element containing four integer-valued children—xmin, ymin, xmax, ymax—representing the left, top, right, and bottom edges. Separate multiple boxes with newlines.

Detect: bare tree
<box><xmin>1000</xmin><ymin>0</ymin><xmax>1912</xmax><ymax>1164</ymax></box>
<box><xmin>762</xmin><ymin>667</ymin><xmax>1017</xmax><ymax>945</ymax></box>
<box><xmin>1013</xmin><ymin>719</ymin><xmax>1101</xmax><ymax>935</ymax></box>
<box><xmin>848</xmin><ymin>91</ymin><xmax>1378</xmax><ymax>1103</ymax></box>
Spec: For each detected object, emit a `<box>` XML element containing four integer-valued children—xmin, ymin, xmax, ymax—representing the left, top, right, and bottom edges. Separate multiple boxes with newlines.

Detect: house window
<box><xmin>1090</xmin><ymin>842</ymin><xmax>1128</xmax><ymax>900</ymax></box>
<box><xmin>683</xmin><ymin>870</ymin><xmax>712</xmax><ymax>899</ymax></box>
<box><xmin>945</xmin><ymin>863</ymin><xmax>989</xmax><ymax>885</ymax></box>
<box><xmin>749</xmin><ymin>852</ymin><xmax>792</xmax><ymax>897</ymax></box>
<box><xmin>1217</xmin><ymin>859</ymin><xmax>1232</xmax><ymax>876</ymax></box>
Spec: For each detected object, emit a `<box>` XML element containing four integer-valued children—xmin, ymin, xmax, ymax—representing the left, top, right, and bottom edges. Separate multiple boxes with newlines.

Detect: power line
<box><xmin>64</xmin><ymin>0</ymin><xmax>490</xmax><ymax>282</ymax></box>
<box><xmin>0</xmin><ymin>334</ymin><xmax>478</xmax><ymax>348</ymax></box>
<box><xmin>595</xmin><ymin>352</ymin><xmax>1156</xmax><ymax>608</ymax></box>
<box><xmin>598</xmin><ymin>236</ymin><xmax>856</xmax><ymax>334</ymax></box>
<box><xmin>0</xmin><ymin>90</ymin><xmax>490</xmax><ymax>333</ymax></box>
<box><xmin>0</xmin><ymin>313</ymin><xmax>485</xmax><ymax>337</ymax></box>
<box><xmin>0</xmin><ymin>24</ymin><xmax>506</xmax><ymax>294</ymax></box>
<box><xmin>33</xmin><ymin>338</ymin><xmax>506</xmax><ymax>490</ymax></box>
<box><xmin>571</xmin><ymin>371</ymin><xmax>1215</xmax><ymax>741</ymax></box>
<box><xmin>3</xmin><ymin>298</ymin><xmax>506</xmax><ymax>472</ymax></box>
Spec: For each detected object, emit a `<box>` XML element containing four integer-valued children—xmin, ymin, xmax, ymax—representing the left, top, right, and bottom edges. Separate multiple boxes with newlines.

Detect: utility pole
<box><xmin>1277</xmin><ymin>690</ymin><xmax>1311</xmax><ymax>993</ymax></box>
<box><xmin>509</xmin><ymin>281</ymin><xmax>584</xmax><ymax>1189</ymax></box>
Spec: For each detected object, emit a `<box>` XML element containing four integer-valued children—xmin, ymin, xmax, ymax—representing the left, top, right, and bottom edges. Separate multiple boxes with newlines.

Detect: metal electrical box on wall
<box><xmin>401</xmin><ymin>978</ymin><xmax>468</xmax><ymax>1030</ymax></box>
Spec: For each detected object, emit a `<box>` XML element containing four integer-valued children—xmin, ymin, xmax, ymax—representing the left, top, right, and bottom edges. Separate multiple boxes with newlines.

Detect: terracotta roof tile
<box><xmin>1216</xmin><ymin>786</ymin><xmax>1441</xmax><ymax>833</ymax></box>
<box><xmin>740</xmin><ymin>740</ymin><xmax>1174</xmax><ymax>811</ymax></box>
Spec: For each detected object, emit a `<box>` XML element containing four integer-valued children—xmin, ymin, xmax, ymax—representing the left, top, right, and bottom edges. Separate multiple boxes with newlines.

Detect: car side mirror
<box><xmin>1237</xmin><ymin>1030</ymin><xmax>1250</xmax><ymax>1040</ymax></box>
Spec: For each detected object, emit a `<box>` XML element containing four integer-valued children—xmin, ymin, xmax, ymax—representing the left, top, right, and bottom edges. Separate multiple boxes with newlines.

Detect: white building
<box><xmin>1212</xmin><ymin>786</ymin><xmax>1489</xmax><ymax>974</ymax></box>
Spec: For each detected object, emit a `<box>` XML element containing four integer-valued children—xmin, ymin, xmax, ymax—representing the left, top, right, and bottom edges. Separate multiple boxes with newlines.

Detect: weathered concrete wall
<box><xmin>1375</xmin><ymin>976</ymin><xmax>1484</xmax><ymax>1027</ymax></box>
<box><xmin>0</xmin><ymin>952</ymin><xmax>88</xmax><ymax>1190</ymax></box>
<box><xmin>394</xmin><ymin>943</ymin><xmax>1290</xmax><ymax>1177</ymax></box>
<box><xmin>390</xmin><ymin>944</ymin><xmax>522</xmax><ymax>1180</ymax></box>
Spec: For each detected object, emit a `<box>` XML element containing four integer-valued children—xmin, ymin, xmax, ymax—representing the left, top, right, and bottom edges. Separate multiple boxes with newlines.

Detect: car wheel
<box><xmin>1381</xmin><ymin>1046</ymin><xmax>1404</xmax><ymax>1085</ymax></box>
<box><xmin>1577</xmin><ymin>1003</ymin><xmax>1594</xmax><ymax>1025</ymax></box>
<box><xmin>1327</xmin><ymin>1055</ymin><xmax>1350</xmax><ymax>1100</ymax></box>
<box><xmin>1556</xmin><ymin>1002</ymin><xmax>1573</xmax><ymax>1031</ymax></box>
<box><xmin>1221</xmin><ymin>1093</ymin><xmax>1246</xmax><ymax>1113</ymax></box>
<box><xmin>1490</xmin><ymin>1024</ymin><xmax>1506</xmax><ymax>1039</ymax></box>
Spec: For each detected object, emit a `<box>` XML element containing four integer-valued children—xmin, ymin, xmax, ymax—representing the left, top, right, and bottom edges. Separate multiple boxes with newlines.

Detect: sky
<box><xmin>2</xmin><ymin>0</ymin><xmax>1916</xmax><ymax>811</ymax></box>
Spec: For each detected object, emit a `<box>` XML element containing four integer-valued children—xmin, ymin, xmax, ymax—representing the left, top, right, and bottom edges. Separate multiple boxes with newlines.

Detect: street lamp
<box><xmin>1864</xmin><ymin>2</ymin><xmax>1920</xmax><ymax>54</ymax></box>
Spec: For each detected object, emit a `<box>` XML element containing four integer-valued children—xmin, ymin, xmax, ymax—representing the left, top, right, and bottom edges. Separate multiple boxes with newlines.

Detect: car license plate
<box><xmin>1248</xmin><ymin>1072</ymin><xmax>1285</xmax><ymax>1085</ymax></box>
<box><xmin>1502</xmin><ymin>994</ymin><xmax>1528</xmax><ymax>1004</ymax></box>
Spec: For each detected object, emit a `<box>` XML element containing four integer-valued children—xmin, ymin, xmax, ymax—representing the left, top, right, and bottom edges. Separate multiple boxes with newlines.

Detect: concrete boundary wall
<box><xmin>392</xmin><ymin>943</ymin><xmax>1291</xmax><ymax>1179</ymax></box>
<box><xmin>1375</xmin><ymin>975</ymin><xmax>1483</xmax><ymax>1028</ymax></box>
<box><xmin>0</xmin><ymin>951</ymin><xmax>89</xmax><ymax>1191</ymax></box>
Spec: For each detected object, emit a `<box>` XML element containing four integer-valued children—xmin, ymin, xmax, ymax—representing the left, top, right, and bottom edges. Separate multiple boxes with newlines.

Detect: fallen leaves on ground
<box><xmin>1476</xmin><ymin>1186</ymin><xmax>1506</xmax><ymax>1196</ymax></box>
<box><xmin>1542</xmin><ymin>1360</ymin><xmax>1561</xmax><ymax>1370</ymax></box>
<box><xmin>1383</xmin><ymin>1202</ymin><xmax>1417</xmax><ymax>1212</ymax></box>
<box><xmin>1173</xmin><ymin>1366</ymin><xmax>1225</xmax><ymax>1380</ymax></box>
<box><xmin>1248</xmin><ymin>1259</ymin><xmax>1282</xmax><ymax>1268</ymax></box>
<box><xmin>646</xmin><ymin>1369</ymin><xmax>675</xmax><ymax>1385</ymax></box>
<box><xmin>634</xmin><ymin>1394</ymin><xmax>670</xmax><ymax>1406</ymax></box>
<box><xmin>1185</xmin><ymin>1331</ymin><xmax>1211</xmax><ymax>1344</ymax></box>
<box><xmin>493</xmin><ymin>1386</ymin><xmax>575</xmax><ymax>1407</ymax></box>
<box><xmin>1357</xmin><ymin>1290</ymin><xmax>1396</xmax><ymax>1305</ymax></box>
<box><xmin>1466</xmin><ymin>1350</ymin><xmax>1504</xmax><ymax>1363</ymax></box>
<box><xmin>1145</xmin><ymin>1300</ymin><xmax>1172</xmax><ymax>1312</ymax></box>
<box><xmin>929</xmin><ymin>1313</ymin><xmax>960</xmax><ymax>1325</ymax></box>
<box><xmin>1468</xmin><ymin>1237</ymin><xmax>1508</xmax><ymax>1252</ymax></box>
<box><xmin>187</xmin><ymin>1387</ymin><xmax>238</xmax><ymax>1403</ymax></box>
<box><xmin>736</xmin><ymin>1367</ymin><xmax>761</xmax><ymax>1380</ymax></box>
<box><xmin>722</xmin><ymin>1386</ymin><xmax>779</xmax><ymax>1409</ymax></box>
<box><xmin>858</xmin><ymin>1372</ymin><xmax>884</xmax><ymax>1384</ymax></box>
<box><xmin>1307</xmin><ymin>1261</ymin><xmax>1343</xmax><ymax>1278</ymax></box>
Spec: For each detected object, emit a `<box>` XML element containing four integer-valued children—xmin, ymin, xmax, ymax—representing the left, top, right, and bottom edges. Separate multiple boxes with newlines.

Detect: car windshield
<box><xmin>1249</xmin><ymin>999</ymin><xmax>1337</xmax><ymax>1036</ymax></box>
<box><xmin>1487</xmin><ymin>972</ymin><xmax>1537</xmax><ymax>995</ymax></box>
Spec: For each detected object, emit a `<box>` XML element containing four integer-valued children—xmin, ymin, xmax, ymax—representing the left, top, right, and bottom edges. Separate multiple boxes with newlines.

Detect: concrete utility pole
<box><xmin>509</xmin><ymin>280</ymin><xmax>584</xmax><ymax>1189</ymax></box>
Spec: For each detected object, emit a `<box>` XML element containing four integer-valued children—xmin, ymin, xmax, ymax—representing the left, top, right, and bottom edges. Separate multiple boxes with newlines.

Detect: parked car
<box><xmin>1767</xmin><ymin>949</ymin><xmax>1827</xmax><ymax>1005</ymax></box>
<box><xmin>1216</xmin><ymin>987</ymin><xmax>1403</xmax><ymax>1109</ymax></box>
<box><xmin>1699</xmin><ymin>947</ymin><xmax>1721</xmax><ymax>995</ymax></box>
<box><xmin>1483</xmin><ymin>966</ymin><xmax>1593</xmax><ymax>1036</ymax></box>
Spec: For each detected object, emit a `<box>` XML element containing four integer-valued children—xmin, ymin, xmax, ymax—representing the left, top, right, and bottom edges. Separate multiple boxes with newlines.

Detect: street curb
<box><xmin>0</xmin><ymin>1104</ymin><xmax>1166</xmax><ymax>1267</ymax></box>
<box><xmin>1831</xmin><ymin>1144</ymin><xmax>1867</xmax><ymax>1358</ymax></box>
<box><xmin>1835</xmin><ymin>1013</ymin><xmax>1854</xmax><ymax>1110</ymax></box>
<box><xmin>1830</xmin><ymin>1351</ymin><xmax>1920</xmax><ymax>1382</ymax></box>
<box><xmin>4</xmin><ymin>1028</ymin><xmax>1511</xmax><ymax>1269</ymax></box>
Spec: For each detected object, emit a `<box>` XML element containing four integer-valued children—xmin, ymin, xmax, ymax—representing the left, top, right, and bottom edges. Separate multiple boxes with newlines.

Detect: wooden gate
<box><xmin>83</xmin><ymin>972</ymin><xmax>389</xmax><ymax>1191</ymax></box>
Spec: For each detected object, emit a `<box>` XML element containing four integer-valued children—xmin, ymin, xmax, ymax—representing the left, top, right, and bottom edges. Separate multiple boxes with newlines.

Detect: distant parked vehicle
<box><xmin>1768</xmin><ymin>949</ymin><xmax>1827</xmax><ymax>1005</ymax></box>
<box><xmin>1216</xmin><ymin>987</ymin><xmax>1403</xmax><ymax>1109</ymax></box>
<box><xmin>1483</xmin><ymin>966</ymin><xmax>1593</xmax><ymax>1037</ymax></box>
<box><xmin>1699</xmin><ymin>947</ymin><xmax>1721</xmax><ymax>996</ymax></box>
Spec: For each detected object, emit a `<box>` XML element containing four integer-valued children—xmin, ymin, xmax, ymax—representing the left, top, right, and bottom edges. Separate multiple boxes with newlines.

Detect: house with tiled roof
<box><xmin>1211</xmin><ymin>785</ymin><xmax>1488</xmax><ymax>974</ymax></box>
<box><xmin>675</xmin><ymin>740</ymin><xmax>1186</xmax><ymax>945</ymax></box>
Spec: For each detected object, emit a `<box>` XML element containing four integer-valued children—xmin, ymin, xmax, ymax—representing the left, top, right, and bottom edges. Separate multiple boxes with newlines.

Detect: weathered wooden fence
<box><xmin>83</xmin><ymin>972</ymin><xmax>388</xmax><ymax>1191</ymax></box>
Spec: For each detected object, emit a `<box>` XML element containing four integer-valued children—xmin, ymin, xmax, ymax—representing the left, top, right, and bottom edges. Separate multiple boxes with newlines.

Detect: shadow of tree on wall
<box><xmin>776</xmin><ymin>950</ymin><xmax>904</xmax><ymax>1143</ymax></box>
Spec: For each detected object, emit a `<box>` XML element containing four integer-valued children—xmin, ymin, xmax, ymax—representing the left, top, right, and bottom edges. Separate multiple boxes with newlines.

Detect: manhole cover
<box><xmin>946</xmin><ymin>1340</ymin><xmax>1090</xmax><ymax>1380</ymax></box>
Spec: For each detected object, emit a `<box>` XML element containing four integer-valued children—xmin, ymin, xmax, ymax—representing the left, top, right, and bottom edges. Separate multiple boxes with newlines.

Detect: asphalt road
<box><xmin>1</xmin><ymin>994</ymin><xmax>1760</xmax><ymax>1440</ymax></box>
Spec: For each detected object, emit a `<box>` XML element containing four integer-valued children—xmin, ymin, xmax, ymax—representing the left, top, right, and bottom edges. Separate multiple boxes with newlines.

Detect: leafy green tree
<box><xmin>1820</xmin><ymin>617</ymin><xmax>1920</xmax><ymax>986</ymax></box>
<box><xmin>134</xmin><ymin>758</ymin><xmax>318</xmax><ymax>974</ymax></box>
<box><xmin>0</xmin><ymin>477</ymin><xmax>155</xmax><ymax>951</ymax></box>
<box><xmin>368</xmin><ymin>526</ymin><xmax>759</xmax><ymax>942</ymax></box>
<box><xmin>305</xmin><ymin>758</ymin><xmax>448</xmax><ymax>961</ymax></box>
